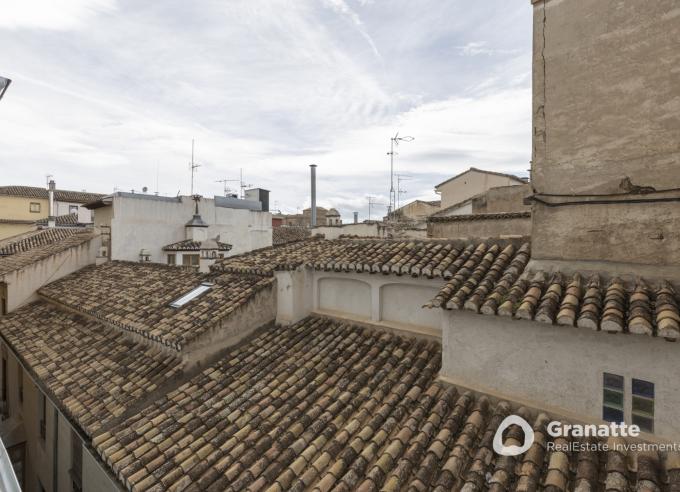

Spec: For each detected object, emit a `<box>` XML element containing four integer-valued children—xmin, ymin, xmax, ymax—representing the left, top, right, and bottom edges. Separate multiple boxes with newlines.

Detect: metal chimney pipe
<box><xmin>310</xmin><ymin>164</ymin><xmax>317</xmax><ymax>227</ymax></box>
<box><xmin>353</xmin><ymin>212</ymin><xmax>358</xmax><ymax>224</ymax></box>
<box><xmin>48</xmin><ymin>179</ymin><xmax>56</xmax><ymax>228</ymax></box>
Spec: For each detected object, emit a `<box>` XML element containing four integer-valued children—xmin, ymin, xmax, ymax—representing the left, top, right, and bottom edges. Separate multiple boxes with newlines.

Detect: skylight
<box><xmin>169</xmin><ymin>282</ymin><xmax>213</xmax><ymax>308</ymax></box>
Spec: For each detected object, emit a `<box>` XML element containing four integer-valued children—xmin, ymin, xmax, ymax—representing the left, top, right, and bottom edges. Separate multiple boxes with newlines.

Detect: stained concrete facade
<box><xmin>531</xmin><ymin>0</ymin><xmax>680</xmax><ymax>267</ymax></box>
<box><xmin>441</xmin><ymin>311</ymin><xmax>680</xmax><ymax>441</ymax></box>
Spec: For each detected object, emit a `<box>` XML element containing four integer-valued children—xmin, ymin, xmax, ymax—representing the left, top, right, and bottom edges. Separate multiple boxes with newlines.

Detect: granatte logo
<box><xmin>493</xmin><ymin>415</ymin><xmax>535</xmax><ymax>456</ymax></box>
<box><xmin>494</xmin><ymin>415</ymin><xmax>646</xmax><ymax>456</ymax></box>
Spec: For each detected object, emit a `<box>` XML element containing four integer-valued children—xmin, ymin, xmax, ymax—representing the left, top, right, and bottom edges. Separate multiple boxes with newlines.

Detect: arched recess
<box><xmin>380</xmin><ymin>283</ymin><xmax>440</xmax><ymax>329</ymax></box>
<box><xmin>317</xmin><ymin>277</ymin><xmax>371</xmax><ymax>319</ymax></box>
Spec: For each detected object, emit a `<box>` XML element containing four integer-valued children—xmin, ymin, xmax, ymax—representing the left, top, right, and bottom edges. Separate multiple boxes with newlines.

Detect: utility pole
<box><xmin>387</xmin><ymin>133</ymin><xmax>414</xmax><ymax>219</ymax></box>
<box><xmin>189</xmin><ymin>139</ymin><xmax>201</xmax><ymax>195</ymax></box>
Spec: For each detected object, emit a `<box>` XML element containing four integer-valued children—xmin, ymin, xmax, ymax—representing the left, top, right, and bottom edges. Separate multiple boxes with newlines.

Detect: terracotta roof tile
<box><xmin>428</xmin><ymin>211</ymin><xmax>531</xmax><ymax>223</ymax></box>
<box><xmin>0</xmin><ymin>227</ymin><xmax>87</xmax><ymax>256</ymax></box>
<box><xmin>93</xmin><ymin>316</ymin><xmax>678</xmax><ymax>491</ymax></box>
<box><xmin>272</xmin><ymin>226</ymin><xmax>311</xmax><ymax>246</ymax></box>
<box><xmin>427</xmin><ymin>242</ymin><xmax>680</xmax><ymax>341</ymax></box>
<box><xmin>38</xmin><ymin>261</ymin><xmax>274</xmax><ymax>350</ymax></box>
<box><xmin>0</xmin><ymin>301</ymin><xmax>183</xmax><ymax>436</ymax></box>
<box><xmin>35</xmin><ymin>212</ymin><xmax>82</xmax><ymax>226</ymax></box>
<box><xmin>162</xmin><ymin>239</ymin><xmax>232</xmax><ymax>251</ymax></box>
<box><xmin>0</xmin><ymin>229</ymin><xmax>96</xmax><ymax>275</ymax></box>
<box><xmin>0</xmin><ymin>185</ymin><xmax>104</xmax><ymax>203</ymax></box>
<box><xmin>212</xmin><ymin>238</ymin><xmax>525</xmax><ymax>279</ymax></box>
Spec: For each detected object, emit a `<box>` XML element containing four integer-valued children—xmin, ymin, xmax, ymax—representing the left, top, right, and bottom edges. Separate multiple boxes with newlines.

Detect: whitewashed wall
<box><xmin>442</xmin><ymin>310</ymin><xmax>680</xmax><ymax>441</ymax></box>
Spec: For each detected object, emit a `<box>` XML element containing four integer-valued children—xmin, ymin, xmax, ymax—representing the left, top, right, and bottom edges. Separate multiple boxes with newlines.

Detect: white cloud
<box><xmin>0</xmin><ymin>0</ymin><xmax>116</xmax><ymax>30</ymax></box>
<box><xmin>0</xmin><ymin>0</ymin><xmax>532</xmax><ymax>221</ymax></box>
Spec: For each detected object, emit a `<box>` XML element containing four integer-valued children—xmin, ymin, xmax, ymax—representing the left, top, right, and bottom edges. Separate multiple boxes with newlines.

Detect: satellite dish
<box><xmin>142</xmin><ymin>186</ymin><xmax>148</xmax><ymax>193</ymax></box>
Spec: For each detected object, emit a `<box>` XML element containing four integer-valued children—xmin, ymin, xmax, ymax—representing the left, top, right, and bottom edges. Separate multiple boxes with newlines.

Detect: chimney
<box><xmin>353</xmin><ymin>212</ymin><xmax>358</xmax><ymax>224</ymax></box>
<box><xmin>310</xmin><ymin>164</ymin><xmax>317</xmax><ymax>227</ymax></box>
<box><xmin>48</xmin><ymin>179</ymin><xmax>56</xmax><ymax>228</ymax></box>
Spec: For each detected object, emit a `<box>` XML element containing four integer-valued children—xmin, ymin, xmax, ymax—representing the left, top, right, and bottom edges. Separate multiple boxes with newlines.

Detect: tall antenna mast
<box><xmin>190</xmin><ymin>139</ymin><xmax>201</xmax><ymax>195</ymax></box>
<box><xmin>387</xmin><ymin>133</ymin><xmax>414</xmax><ymax>219</ymax></box>
<box><xmin>239</xmin><ymin>168</ymin><xmax>252</xmax><ymax>199</ymax></box>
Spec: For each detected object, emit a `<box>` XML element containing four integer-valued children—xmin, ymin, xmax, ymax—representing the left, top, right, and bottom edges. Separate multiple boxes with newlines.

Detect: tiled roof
<box><xmin>212</xmin><ymin>238</ymin><xmax>524</xmax><ymax>279</ymax></box>
<box><xmin>428</xmin><ymin>211</ymin><xmax>531</xmax><ymax>223</ymax></box>
<box><xmin>35</xmin><ymin>212</ymin><xmax>81</xmax><ymax>226</ymax></box>
<box><xmin>0</xmin><ymin>218</ymin><xmax>34</xmax><ymax>225</ymax></box>
<box><xmin>0</xmin><ymin>185</ymin><xmax>104</xmax><ymax>203</ymax></box>
<box><xmin>0</xmin><ymin>301</ymin><xmax>183</xmax><ymax>437</ymax></box>
<box><xmin>0</xmin><ymin>229</ymin><xmax>96</xmax><ymax>276</ymax></box>
<box><xmin>0</xmin><ymin>227</ymin><xmax>86</xmax><ymax>256</ymax></box>
<box><xmin>272</xmin><ymin>226</ymin><xmax>311</xmax><ymax>246</ymax></box>
<box><xmin>162</xmin><ymin>239</ymin><xmax>232</xmax><ymax>251</ymax></box>
<box><xmin>38</xmin><ymin>261</ymin><xmax>274</xmax><ymax>351</ymax></box>
<box><xmin>426</xmin><ymin>242</ymin><xmax>680</xmax><ymax>341</ymax></box>
<box><xmin>92</xmin><ymin>316</ymin><xmax>679</xmax><ymax>491</ymax></box>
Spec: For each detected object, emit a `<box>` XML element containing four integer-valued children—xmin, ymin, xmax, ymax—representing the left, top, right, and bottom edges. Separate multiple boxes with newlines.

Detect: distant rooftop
<box><xmin>434</xmin><ymin>167</ymin><xmax>527</xmax><ymax>189</ymax></box>
<box><xmin>0</xmin><ymin>185</ymin><xmax>104</xmax><ymax>204</ymax></box>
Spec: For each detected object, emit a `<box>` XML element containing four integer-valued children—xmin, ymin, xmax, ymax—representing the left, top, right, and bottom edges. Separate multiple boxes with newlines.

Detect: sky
<box><xmin>0</xmin><ymin>0</ymin><xmax>532</xmax><ymax>221</ymax></box>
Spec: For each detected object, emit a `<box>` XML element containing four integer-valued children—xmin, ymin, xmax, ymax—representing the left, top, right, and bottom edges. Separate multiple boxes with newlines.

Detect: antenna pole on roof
<box><xmin>387</xmin><ymin>133</ymin><xmax>414</xmax><ymax>220</ymax></box>
<box><xmin>190</xmin><ymin>139</ymin><xmax>201</xmax><ymax>196</ymax></box>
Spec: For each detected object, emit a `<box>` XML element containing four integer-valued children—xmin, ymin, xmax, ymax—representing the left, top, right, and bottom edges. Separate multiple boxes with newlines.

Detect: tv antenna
<box><xmin>366</xmin><ymin>195</ymin><xmax>385</xmax><ymax>222</ymax></box>
<box><xmin>215</xmin><ymin>178</ymin><xmax>239</xmax><ymax>196</ymax></box>
<box><xmin>387</xmin><ymin>132</ymin><xmax>414</xmax><ymax>219</ymax></box>
<box><xmin>189</xmin><ymin>139</ymin><xmax>201</xmax><ymax>195</ymax></box>
<box><xmin>238</xmin><ymin>168</ymin><xmax>252</xmax><ymax>199</ymax></box>
<box><xmin>396</xmin><ymin>174</ymin><xmax>412</xmax><ymax>210</ymax></box>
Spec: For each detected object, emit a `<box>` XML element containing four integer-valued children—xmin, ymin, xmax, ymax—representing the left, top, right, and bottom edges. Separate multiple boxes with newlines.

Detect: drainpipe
<box><xmin>310</xmin><ymin>165</ymin><xmax>317</xmax><ymax>227</ymax></box>
<box><xmin>48</xmin><ymin>180</ymin><xmax>56</xmax><ymax>228</ymax></box>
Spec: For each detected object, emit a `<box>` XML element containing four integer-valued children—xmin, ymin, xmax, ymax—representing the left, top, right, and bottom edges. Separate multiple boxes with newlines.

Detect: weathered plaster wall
<box><xmin>442</xmin><ymin>311</ymin><xmax>680</xmax><ymax>440</ymax></box>
<box><xmin>275</xmin><ymin>268</ymin><xmax>443</xmax><ymax>333</ymax></box>
<box><xmin>318</xmin><ymin>277</ymin><xmax>372</xmax><ymax>319</ymax></box>
<box><xmin>82</xmin><ymin>448</ymin><xmax>121</xmax><ymax>492</ymax></box>
<box><xmin>474</xmin><ymin>184</ymin><xmax>532</xmax><ymax>214</ymax></box>
<box><xmin>532</xmin><ymin>202</ymin><xmax>680</xmax><ymax>267</ymax></box>
<box><xmin>428</xmin><ymin>216</ymin><xmax>531</xmax><ymax>239</ymax></box>
<box><xmin>380</xmin><ymin>283</ymin><xmax>440</xmax><ymax>328</ymax></box>
<box><xmin>531</xmin><ymin>0</ymin><xmax>680</xmax><ymax>265</ymax></box>
<box><xmin>2</xmin><ymin>237</ymin><xmax>99</xmax><ymax>313</ymax></box>
<box><xmin>182</xmin><ymin>284</ymin><xmax>276</xmax><ymax>367</ymax></box>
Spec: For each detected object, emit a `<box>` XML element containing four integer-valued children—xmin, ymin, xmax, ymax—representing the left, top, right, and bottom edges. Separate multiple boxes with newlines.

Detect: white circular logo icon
<box><xmin>493</xmin><ymin>415</ymin><xmax>535</xmax><ymax>456</ymax></box>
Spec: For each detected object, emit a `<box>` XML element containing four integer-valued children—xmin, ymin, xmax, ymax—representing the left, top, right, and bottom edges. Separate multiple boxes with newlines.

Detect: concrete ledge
<box><xmin>312</xmin><ymin>309</ymin><xmax>441</xmax><ymax>342</ymax></box>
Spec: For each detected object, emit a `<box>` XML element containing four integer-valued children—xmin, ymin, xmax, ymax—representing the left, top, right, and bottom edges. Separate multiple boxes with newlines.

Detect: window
<box><xmin>71</xmin><ymin>430</ymin><xmax>83</xmax><ymax>492</ymax></box>
<box><xmin>39</xmin><ymin>393</ymin><xmax>46</xmax><ymax>440</ymax></box>
<box><xmin>632</xmin><ymin>378</ymin><xmax>654</xmax><ymax>433</ymax></box>
<box><xmin>69</xmin><ymin>204</ymin><xmax>78</xmax><ymax>214</ymax></box>
<box><xmin>169</xmin><ymin>282</ymin><xmax>213</xmax><ymax>308</ymax></box>
<box><xmin>182</xmin><ymin>254</ymin><xmax>200</xmax><ymax>267</ymax></box>
<box><xmin>167</xmin><ymin>254</ymin><xmax>176</xmax><ymax>265</ymax></box>
<box><xmin>29</xmin><ymin>202</ymin><xmax>41</xmax><ymax>213</ymax></box>
<box><xmin>17</xmin><ymin>363</ymin><xmax>23</xmax><ymax>405</ymax></box>
<box><xmin>602</xmin><ymin>372</ymin><xmax>624</xmax><ymax>423</ymax></box>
